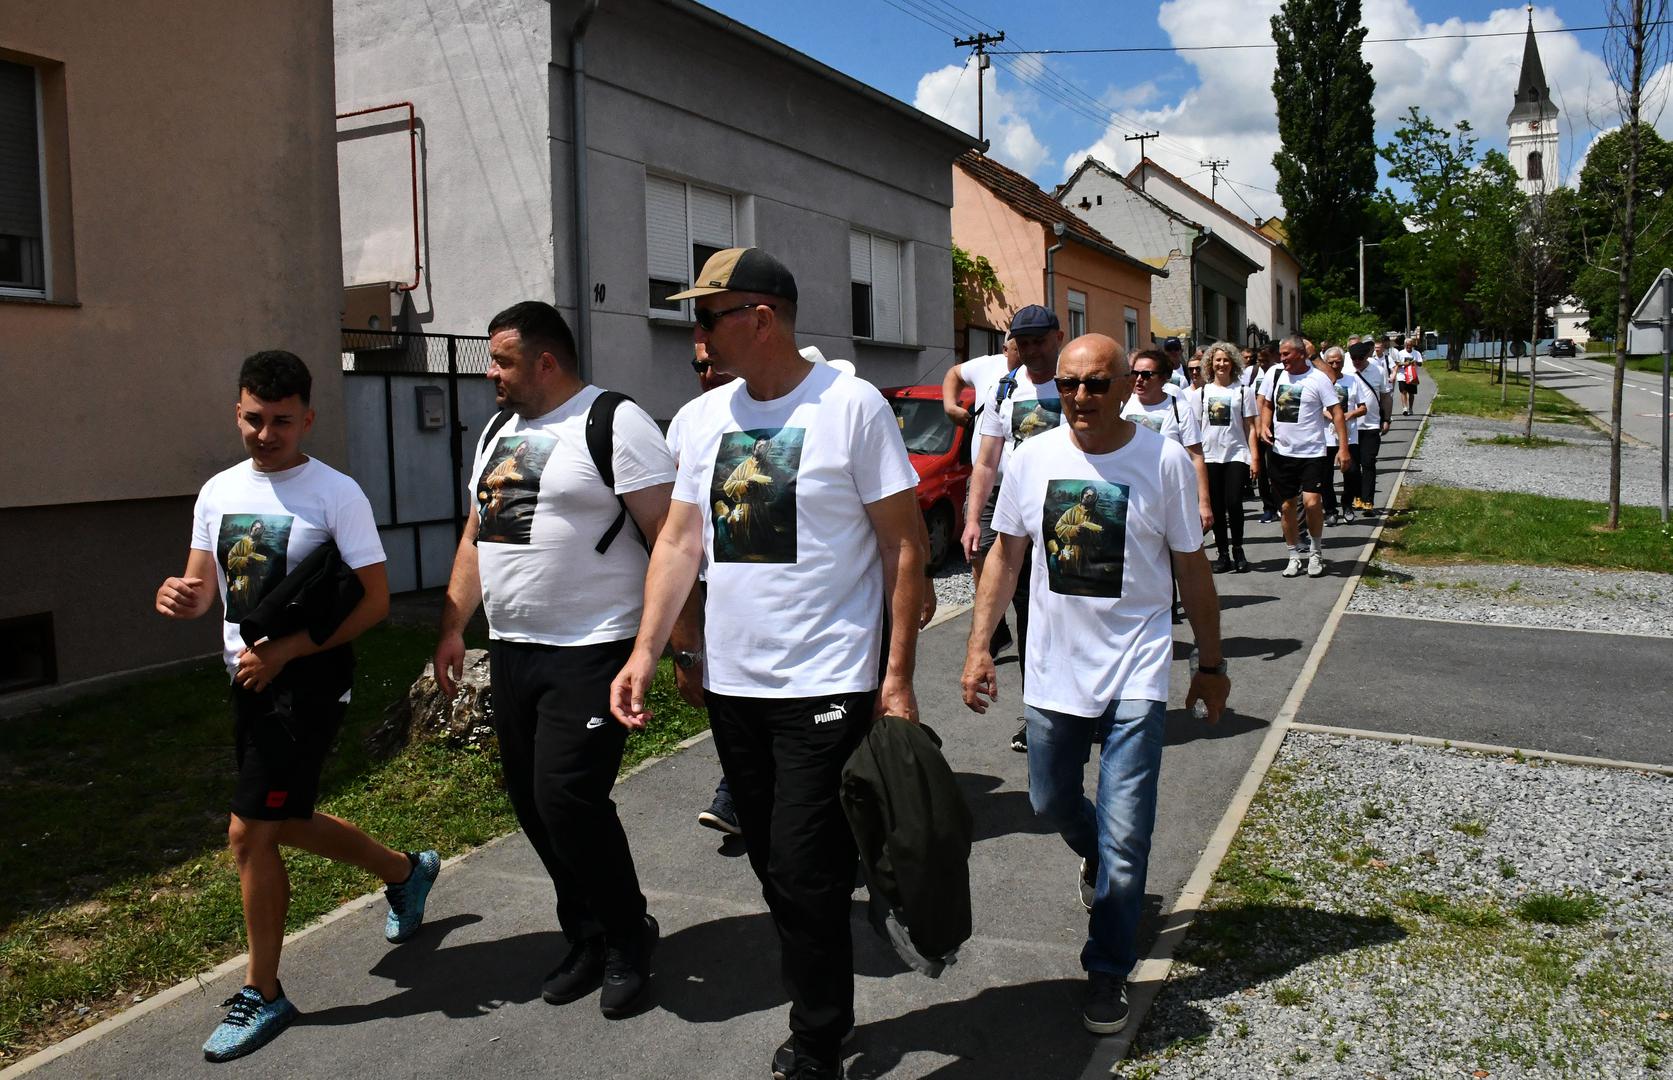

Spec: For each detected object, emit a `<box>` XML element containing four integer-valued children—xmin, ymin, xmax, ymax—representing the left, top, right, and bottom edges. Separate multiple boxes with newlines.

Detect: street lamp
<box><xmin>1358</xmin><ymin>236</ymin><xmax>1382</xmax><ymax>311</ymax></box>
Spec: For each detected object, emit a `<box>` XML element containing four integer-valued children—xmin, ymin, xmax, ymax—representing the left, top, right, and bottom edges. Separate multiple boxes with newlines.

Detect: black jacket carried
<box><xmin>238</xmin><ymin>541</ymin><xmax>365</xmax><ymax>651</ymax></box>
<box><xmin>840</xmin><ymin>717</ymin><xmax>973</xmax><ymax>974</ymax></box>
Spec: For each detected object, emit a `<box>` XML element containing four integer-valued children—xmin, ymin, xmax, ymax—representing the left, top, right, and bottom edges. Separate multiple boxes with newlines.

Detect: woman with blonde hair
<box><xmin>1197</xmin><ymin>341</ymin><xmax>1259</xmax><ymax>572</ymax></box>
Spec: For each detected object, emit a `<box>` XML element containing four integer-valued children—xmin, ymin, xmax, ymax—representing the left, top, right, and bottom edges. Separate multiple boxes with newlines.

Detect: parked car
<box><xmin>1551</xmin><ymin>338</ymin><xmax>1577</xmax><ymax>357</ymax></box>
<box><xmin>881</xmin><ymin>383</ymin><xmax>973</xmax><ymax>569</ymax></box>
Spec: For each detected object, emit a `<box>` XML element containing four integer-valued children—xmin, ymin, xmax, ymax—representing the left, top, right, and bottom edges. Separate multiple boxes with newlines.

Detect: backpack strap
<box><xmin>477</xmin><ymin>408</ymin><xmax>515</xmax><ymax>456</ymax></box>
<box><xmin>993</xmin><ymin>366</ymin><xmax>1023</xmax><ymax>409</ymax></box>
<box><xmin>586</xmin><ymin>390</ymin><xmax>646</xmax><ymax>555</ymax></box>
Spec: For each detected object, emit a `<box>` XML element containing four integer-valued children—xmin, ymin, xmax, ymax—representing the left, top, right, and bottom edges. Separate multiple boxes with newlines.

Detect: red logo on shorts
<box><xmin>265</xmin><ymin>791</ymin><xmax>288</xmax><ymax>809</ymax></box>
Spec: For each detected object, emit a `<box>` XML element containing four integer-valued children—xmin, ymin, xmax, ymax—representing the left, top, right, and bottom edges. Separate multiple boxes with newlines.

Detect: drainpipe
<box><xmin>1190</xmin><ymin>228</ymin><xmax>1204</xmax><ymax>350</ymax></box>
<box><xmin>570</xmin><ymin>0</ymin><xmax>601</xmax><ymax>382</ymax></box>
<box><xmin>1044</xmin><ymin>222</ymin><xmax>1066</xmax><ymax>320</ymax></box>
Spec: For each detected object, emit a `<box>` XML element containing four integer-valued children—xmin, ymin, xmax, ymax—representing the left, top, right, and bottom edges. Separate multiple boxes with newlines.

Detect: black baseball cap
<box><xmin>1008</xmin><ymin>304</ymin><xmax>1060</xmax><ymax>338</ymax></box>
<box><xmin>668</xmin><ymin>247</ymin><xmax>798</xmax><ymax>303</ymax></box>
<box><xmin>1163</xmin><ymin>336</ymin><xmax>1183</xmax><ymax>351</ymax></box>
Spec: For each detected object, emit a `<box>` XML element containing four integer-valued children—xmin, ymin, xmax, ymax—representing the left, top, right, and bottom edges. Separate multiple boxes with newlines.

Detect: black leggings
<box><xmin>1205</xmin><ymin>460</ymin><xmax>1249</xmax><ymax>552</ymax></box>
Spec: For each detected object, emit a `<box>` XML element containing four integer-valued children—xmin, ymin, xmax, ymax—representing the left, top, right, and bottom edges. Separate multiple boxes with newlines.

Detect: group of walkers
<box><xmin>152</xmin><ymin>240</ymin><xmax>1424</xmax><ymax>1076</ymax></box>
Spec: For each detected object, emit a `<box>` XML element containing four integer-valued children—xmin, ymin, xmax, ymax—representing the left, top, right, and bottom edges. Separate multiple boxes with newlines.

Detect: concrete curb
<box><xmin>1287</xmin><ymin>721</ymin><xmax>1673</xmax><ymax>776</ymax></box>
<box><xmin>1094</xmin><ymin>407</ymin><xmax>1434</xmax><ymax>1075</ymax></box>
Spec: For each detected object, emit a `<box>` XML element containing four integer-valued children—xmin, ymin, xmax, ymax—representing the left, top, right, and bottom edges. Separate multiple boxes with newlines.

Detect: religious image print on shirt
<box><xmin>1010</xmin><ymin>398</ymin><xmax>1063</xmax><ymax>445</ymax></box>
<box><xmin>1132</xmin><ymin>410</ymin><xmax>1166</xmax><ymax>434</ymax></box>
<box><xmin>1274</xmin><ymin>382</ymin><xmax>1305</xmax><ymax>424</ymax></box>
<box><xmin>710</xmin><ymin>427</ymin><xmax>802</xmax><ymax>564</ymax></box>
<box><xmin>1043</xmin><ymin>479</ymin><xmax>1128</xmax><ymax>598</ymax></box>
<box><xmin>217</xmin><ymin>514</ymin><xmax>293</xmax><ymax>623</ymax></box>
<box><xmin>475</xmin><ymin>434</ymin><xmax>558</xmax><ymax>545</ymax></box>
<box><xmin>1206</xmin><ymin>390</ymin><xmax>1235</xmax><ymax>427</ymax></box>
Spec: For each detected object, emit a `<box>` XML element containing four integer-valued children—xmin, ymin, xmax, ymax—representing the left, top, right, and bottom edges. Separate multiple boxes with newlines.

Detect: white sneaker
<box><xmin>1282</xmin><ymin>552</ymin><xmax>1303</xmax><ymax>578</ymax></box>
<box><xmin>1307</xmin><ymin>550</ymin><xmax>1325</xmax><ymax>577</ymax></box>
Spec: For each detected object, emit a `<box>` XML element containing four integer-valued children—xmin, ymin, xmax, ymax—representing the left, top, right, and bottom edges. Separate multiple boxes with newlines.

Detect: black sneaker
<box><xmin>1082</xmin><ymin>972</ymin><xmax>1130</xmax><ymax>1035</ymax></box>
<box><xmin>541</xmin><ymin>934</ymin><xmax>605</xmax><ymax>1005</ymax></box>
<box><xmin>697</xmin><ymin>789</ymin><xmax>742</xmax><ymax>836</ymax></box>
<box><xmin>600</xmin><ymin>914</ymin><xmax>658</xmax><ymax>1018</ymax></box>
<box><xmin>1233</xmin><ymin>549</ymin><xmax>1251</xmax><ymax>573</ymax></box>
<box><xmin>772</xmin><ymin>1029</ymin><xmax>855</xmax><ymax>1080</ymax></box>
<box><xmin>1211</xmin><ymin>555</ymin><xmax>1233</xmax><ymax>574</ymax></box>
<box><xmin>1010</xmin><ymin>722</ymin><xmax>1028</xmax><ymax>753</ymax></box>
<box><xmin>988</xmin><ymin>618</ymin><xmax>1013</xmax><ymax>657</ymax></box>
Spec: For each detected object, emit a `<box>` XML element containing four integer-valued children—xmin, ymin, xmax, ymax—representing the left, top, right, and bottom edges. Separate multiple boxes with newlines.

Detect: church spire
<box><xmin>1508</xmin><ymin>6</ymin><xmax>1559</xmax><ymax>125</ymax></box>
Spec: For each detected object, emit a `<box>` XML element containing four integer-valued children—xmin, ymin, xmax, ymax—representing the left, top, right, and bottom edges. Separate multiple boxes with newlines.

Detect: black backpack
<box><xmin>475</xmin><ymin>390</ymin><xmax>642</xmax><ymax>554</ymax></box>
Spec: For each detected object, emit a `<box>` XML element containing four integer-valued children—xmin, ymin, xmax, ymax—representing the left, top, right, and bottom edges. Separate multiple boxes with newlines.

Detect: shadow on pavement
<box><xmin>956</xmin><ymin>772</ymin><xmax>1055</xmax><ymax>843</ymax></box>
<box><xmin>296</xmin><ymin>914</ymin><xmax>559</xmax><ymax>1026</ymax></box>
<box><xmin>1129</xmin><ymin>905</ymin><xmax>1407</xmax><ymax>1054</ymax></box>
<box><xmin>843</xmin><ymin>979</ymin><xmax>1089</xmax><ymax>1079</ymax></box>
<box><xmin>1216</xmin><ymin>593</ymin><xmax>1278</xmax><ymax>611</ymax></box>
<box><xmin>1218</xmin><ymin>635</ymin><xmax>1302</xmax><ymax>662</ymax></box>
<box><xmin>1163</xmin><ymin>708</ymin><xmax>1266</xmax><ymax>747</ymax></box>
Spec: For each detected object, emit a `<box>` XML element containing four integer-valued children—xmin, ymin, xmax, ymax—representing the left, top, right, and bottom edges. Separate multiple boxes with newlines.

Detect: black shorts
<box><xmin>1398</xmin><ymin>379</ymin><xmax>1418</xmax><ymax>394</ymax></box>
<box><xmin>1266</xmin><ymin>451</ymin><xmax>1330</xmax><ymax>501</ymax></box>
<box><xmin>230</xmin><ymin>646</ymin><xmax>354</xmax><ymax>821</ymax></box>
<box><xmin>976</xmin><ymin>481</ymin><xmax>1002</xmax><ymax>554</ymax></box>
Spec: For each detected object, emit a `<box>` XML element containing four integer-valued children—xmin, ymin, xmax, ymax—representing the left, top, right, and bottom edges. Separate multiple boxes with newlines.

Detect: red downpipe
<box><xmin>335</xmin><ymin>101</ymin><xmax>421</xmax><ymax>292</ymax></box>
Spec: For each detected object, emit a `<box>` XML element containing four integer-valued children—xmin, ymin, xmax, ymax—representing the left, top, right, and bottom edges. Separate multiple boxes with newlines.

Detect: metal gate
<box><xmin>340</xmin><ymin>329</ymin><xmax>498</xmax><ymax>593</ymax></box>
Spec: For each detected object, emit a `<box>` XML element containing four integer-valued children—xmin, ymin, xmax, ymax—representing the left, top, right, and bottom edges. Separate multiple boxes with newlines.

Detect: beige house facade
<box><xmin>1</xmin><ymin>2</ymin><xmax>343</xmax><ymax>704</ymax></box>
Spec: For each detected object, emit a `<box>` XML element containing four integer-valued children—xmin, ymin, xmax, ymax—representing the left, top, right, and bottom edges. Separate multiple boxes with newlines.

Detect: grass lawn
<box><xmin>1380</xmin><ymin>485</ymin><xmax>1672</xmax><ymax>572</ymax></box>
<box><xmin>1581</xmin><ymin>351</ymin><xmax>1670</xmax><ymax>375</ymax></box>
<box><xmin>0</xmin><ymin>624</ymin><xmax>707</xmax><ymax>1062</ymax></box>
<box><xmin>1425</xmin><ymin>365</ymin><xmax>1590</xmax><ymax>423</ymax></box>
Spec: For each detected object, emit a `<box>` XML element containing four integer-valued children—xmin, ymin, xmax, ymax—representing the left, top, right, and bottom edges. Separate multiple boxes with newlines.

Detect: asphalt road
<box><xmin>18</xmin><ymin>403</ymin><xmax>1434</xmax><ymax>1080</ymax></box>
<box><xmin>1536</xmin><ymin>355</ymin><xmax>1670</xmax><ymax>448</ymax></box>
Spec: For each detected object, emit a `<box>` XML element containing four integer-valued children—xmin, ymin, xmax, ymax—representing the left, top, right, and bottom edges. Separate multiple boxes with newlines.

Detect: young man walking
<box><xmin>156</xmin><ymin>351</ymin><xmax>438</xmax><ymax>1062</ymax></box>
<box><xmin>1256</xmin><ymin>335</ymin><xmax>1352</xmax><ymax>578</ymax></box>
<box><xmin>961</xmin><ymin>305</ymin><xmax>1066</xmax><ymax>753</ymax></box>
<box><xmin>1349</xmin><ymin>342</ymin><xmax>1393</xmax><ymax>513</ymax></box>
<box><xmin>433</xmin><ymin>301</ymin><xmax>683</xmax><ymax>1018</ymax></box>
<box><xmin>960</xmin><ymin>333</ymin><xmax>1230</xmax><ymax>1035</ymax></box>
<box><xmin>611</xmin><ymin>247</ymin><xmax>925</xmax><ymax>1080</ymax></box>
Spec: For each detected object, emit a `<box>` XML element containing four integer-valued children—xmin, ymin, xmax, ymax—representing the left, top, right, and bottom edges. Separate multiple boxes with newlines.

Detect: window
<box><xmin>1124</xmin><ymin>307</ymin><xmax>1139</xmax><ymax>352</ymax></box>
<box><xmin>0</xmin><ymin>59</ymin><xmax>45</xmax><ymax>295</ymax></box>
<box><xmin>1067</xmin><ymin>289</ymin><xmax>1087</xmax><ymax>338</ymax></box>
<box><xmin>1527</xmin><ymin>151</ymin><xmax>1543</xmax><ymax>183</ymax></box>
<box><xmin>1289</xmin><ymin>289</ymin><xmax>1298</xmax><ymax>330</ymax></box>
<box><xmin>1274</xmin><ymin>282</ymin><xmax>1284</xmax><ymax>329</ymax></box>
<box><xmin>966</xmin><ymin>326</ymin><xmax>1003</xmax><ymax>360</ymax></box>
<box><xmin>645</xmin><ymin>174</ymin><xmax>734</xmax><ymax>317</ymax></box>
<box><xmin>850</xmin><ymin>229</ymin><xmax>903</xmax><ymax>342</ymax></box>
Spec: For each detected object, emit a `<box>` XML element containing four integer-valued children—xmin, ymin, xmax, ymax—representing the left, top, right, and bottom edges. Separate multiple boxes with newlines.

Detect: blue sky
<box><xmin>702</xmin><ymin>0</ymin><xmax>1649</xmax><ymax>220</ymax></box>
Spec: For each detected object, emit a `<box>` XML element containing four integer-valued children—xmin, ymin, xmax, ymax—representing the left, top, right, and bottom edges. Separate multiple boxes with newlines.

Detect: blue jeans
<box><xmin>1025</xmin><ymin>698</ymin><xmax>1166</xmax><ymax>977</ymax></box>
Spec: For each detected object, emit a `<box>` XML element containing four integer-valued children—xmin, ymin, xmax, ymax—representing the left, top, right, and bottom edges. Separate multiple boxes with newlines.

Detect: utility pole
<box><xmin>1125</xmin><ymin>131</ymin><xmax>1160</xmax><ymax>187</ymax></box>
<box><xmin>1200</xmin><ymin>159</ymin><xmax>1229</xmax><ymax>203</ymax></box>
<box><xmin>1358</xmin><ymin>236</ymin><xmax>1381</xmax><ymax>310</ymax></box>
<box><xmin>953</xmin><ymin>31</ymin><xmax>1005</xmax><ymax>144</ymax></box>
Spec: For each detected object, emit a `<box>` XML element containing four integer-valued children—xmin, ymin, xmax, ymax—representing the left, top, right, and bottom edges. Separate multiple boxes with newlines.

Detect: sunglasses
<box><xmin>694</xmin><ymin>302</ymin><xmax>775</xmax><ymax>331</ymax></box>
<box><xmin>1053</xmin><ymin>376</ymin><xmax>1114</xmax><ymax>395</ymax></box>
<box><xmin>1131</xmin><ymin>369</ymin><xmax>1161</xmax><ymax>380</ymax></box>
<box><xmin>1186</xmin><ymin>366</ymin><xmax>1202</xmax><ymax>375</ymax></box>
<box><xmin>691</xmin><ymin>359</ymin><xmax>713</xmax><ymax>373</ymax></box>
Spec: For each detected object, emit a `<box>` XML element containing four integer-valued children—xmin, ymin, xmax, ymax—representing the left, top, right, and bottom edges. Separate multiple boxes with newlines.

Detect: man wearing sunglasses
<box><xmin>612</xmin><ymin>247</ymin><xmax>925</xmax><ymax>1080</ymax></box>
<box><xmin>1121</xmin><ymin>350</ymin><xmax>1214</xmax><ymax>533</ymax></box>
<box><xmin>962</xmin><ymin>304</ymin><xmax>1066</xmax><ymax>754</ymax></box>
<box><xmin>961</xmin><ymin>332</ymin><xmax>1228</xmax><ymax>1038</ymax></box>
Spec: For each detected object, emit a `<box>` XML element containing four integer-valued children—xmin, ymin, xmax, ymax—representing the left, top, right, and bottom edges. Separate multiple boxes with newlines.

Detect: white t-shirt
<box><xmin>472</xmin><ymin>386</ymin><xmax>676</xmax><ymax>647</ymax></box>
<box><xmin>190</xmin><ymin>458</ymin><xmax>385</xmax><ymax>676</ymax></box>
<box><xmin>1352</xmin><ymin>363</ymin><xmax>1386</xmax><ymax>431</ymax></box>
<box><xmin>992</xmin><ymin>425</ymin><xmax>1202</xmax><ymax>714</ymax></box>
<box><xmin>1265</xmin><ymin>367</ymin><xmax>1340</xmax><ymax>459</ymax></box>
<box><xmin>960</xmin><ymin>352</ymin><xmax>1011</xmax><ymax>414</ymax></box>
<box><xmin>976</xmin><ymin>365</ymin><xmax>1063</xmax><ymax>474</ymax></box>
<box><xmin>1197</xmin><ymin>382</ymin><xmax>1259</xmax><ymax>464</ymax></box>
<box><xmin>1398</xmin><ymin>350</ymin><xmax>1424</xmax><ymax>383</ymax></box>
<box><xmin>671</xmin><ymin>362</ymin><xmax>917</xmax><ymax>697</ymax></box>
<box><xmin>1325</xmin><ymin>376</ymin><xmax>1364</xmax><ymax>447</ymax></box>
<box><xmin>1121</xmin><ymin>393</ymin><xmax>1202</xmax><ymax>449</ymax></box>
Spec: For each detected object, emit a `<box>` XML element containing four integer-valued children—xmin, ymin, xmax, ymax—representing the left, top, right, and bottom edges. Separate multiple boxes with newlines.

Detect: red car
<box><xmin>881</xmin><ymin>383</ymin><xmax>974</xmax><ymax>569</ymax></box>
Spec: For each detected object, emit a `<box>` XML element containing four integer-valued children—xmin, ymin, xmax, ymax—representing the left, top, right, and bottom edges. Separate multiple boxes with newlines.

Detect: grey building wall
<box><xmin>1060</xmin><ymin>168</ymin><xmax>1198</xmax><ymax>340</ymax></box>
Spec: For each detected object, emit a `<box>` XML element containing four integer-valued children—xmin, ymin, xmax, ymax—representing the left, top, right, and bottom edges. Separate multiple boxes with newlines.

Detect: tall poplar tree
<box><xmin>1271</xmin><ymin>0</ymin><xmax>1379</xmax><ymax>305</ymax></box>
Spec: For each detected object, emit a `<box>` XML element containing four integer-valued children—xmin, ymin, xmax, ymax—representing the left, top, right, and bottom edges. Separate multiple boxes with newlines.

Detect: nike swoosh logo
<box><xmin>586</xmin><ymin>717</ymin><xmax>607</xmax><ymax>730</ymax></box>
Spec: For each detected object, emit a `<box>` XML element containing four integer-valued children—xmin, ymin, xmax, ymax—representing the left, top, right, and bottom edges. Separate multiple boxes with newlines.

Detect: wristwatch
<box><xmin>673</xmin><ymin>648</ymin><xmax>704</xmax><ymax>670</ymax></box>
<box><xmin>1192</xmin><ymin>657</ymin><xmax>1228</xmax><ymax>677</ymax></box>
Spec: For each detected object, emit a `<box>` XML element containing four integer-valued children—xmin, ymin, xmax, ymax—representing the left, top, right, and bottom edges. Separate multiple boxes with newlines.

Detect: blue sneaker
<box><xmin>202</xmin><ymin>985</ymin><xmax>297</xmax><ymax>1062</ymax></box>
<box><xmin>384</xmin><ymin>849</ymin><xmax>440</xmax><ymax>943</ymax></box>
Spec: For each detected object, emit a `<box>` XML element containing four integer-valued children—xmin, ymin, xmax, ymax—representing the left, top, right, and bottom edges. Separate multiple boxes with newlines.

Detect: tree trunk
<box><xmin>1499</xmin><ymin>331</ymin><xmax>1508</xmax><ymax>403</ymax></box>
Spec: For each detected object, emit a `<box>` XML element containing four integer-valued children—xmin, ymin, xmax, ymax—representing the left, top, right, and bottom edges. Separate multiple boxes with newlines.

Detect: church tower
<box><xmin>1507</xmin><ymin>6</ymin><xmax>1559</xmax><ymax>196</ymax></box>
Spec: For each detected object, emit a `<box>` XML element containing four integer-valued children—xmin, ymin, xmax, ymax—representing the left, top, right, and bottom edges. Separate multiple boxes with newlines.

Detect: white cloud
<box><xmin>914</xmin><ymin>60</ymin><xmax>1049</xmax><ymax>175</ymax></box>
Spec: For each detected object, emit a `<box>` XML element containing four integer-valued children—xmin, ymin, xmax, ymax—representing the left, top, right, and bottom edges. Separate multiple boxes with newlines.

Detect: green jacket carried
<box><xmin>840</xmin><ymin>717</ymin><xmax>973</xmax><ymax>975</ymax></box>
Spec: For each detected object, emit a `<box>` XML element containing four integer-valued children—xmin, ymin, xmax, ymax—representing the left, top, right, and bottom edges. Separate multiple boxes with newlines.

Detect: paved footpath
<box><xmin>17</xmin><ymin>402</ymin><xmax>1431</xmax><ymax>1080</ymax></box>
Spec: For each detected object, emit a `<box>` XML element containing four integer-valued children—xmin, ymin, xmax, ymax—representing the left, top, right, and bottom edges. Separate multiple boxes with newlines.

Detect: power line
<box><xmin>992</xmin><ymin>20</ymin><xmax>1673</xmax><ymax>56</ymax></box>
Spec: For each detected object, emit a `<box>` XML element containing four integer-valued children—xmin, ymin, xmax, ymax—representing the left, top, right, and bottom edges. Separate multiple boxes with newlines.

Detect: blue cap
<box><xmin>1008</xmin><ymin>304</ymin><xmax>1060</xmax><ymax>338</ymax></box>
<box><xmin>1163</xmin><ymin>336</ymin><xmax>1183</xmax><ymax>351</ymax></box>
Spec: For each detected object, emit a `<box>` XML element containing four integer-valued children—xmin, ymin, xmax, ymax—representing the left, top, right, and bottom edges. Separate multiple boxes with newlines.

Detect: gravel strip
<box><xmin>1350</xmin><ymin>560</ymin><xmax>1673</xmax><ymax>638</ymax></box>
<box><xmin>1119</xmin><ymin>733</ymin><xmax>1673</xmax><ymax>1079</ymax></box>
<box><xmin>930</xmin><ymin>561</ymin><xmax>974</xmax><ymax>608</ymax></box>
<box><xmin>1411</xmin><ymin>416</ymin><xmax>1663</xmax><ymax>507</ymax></box>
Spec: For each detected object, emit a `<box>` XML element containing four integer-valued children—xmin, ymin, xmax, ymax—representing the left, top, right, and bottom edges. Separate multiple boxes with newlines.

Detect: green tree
<box><xmin>1568</xmin><ymin>126</ymin><xmax>1673</xmax><ymax>338</ymax></box>
<box><xmin>1301</xmin><ymin>297</ymin><xmax>1382</xmax><ymax>345</ymax></box>
<box><xmin>1271</xmin><ymin>0</ymin><xmax>1379</xmax><ymax>306</ymax></box>
<box><xmin>951</xmin><ymin>242</ymin><xmax>1003</xmax><ymax>320</ymax></box>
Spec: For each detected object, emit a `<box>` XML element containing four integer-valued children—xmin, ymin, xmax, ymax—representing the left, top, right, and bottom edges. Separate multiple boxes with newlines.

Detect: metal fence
<box><xmin>340</xmin><ymin>330</ymin><xmax>498</xmax><ymax>592</ymax></box>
